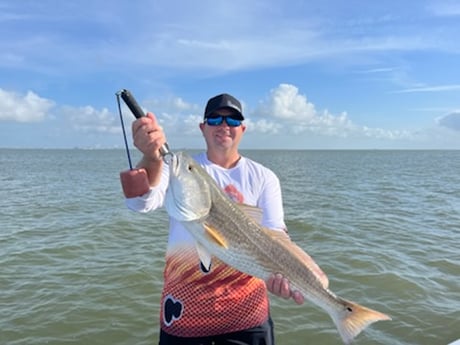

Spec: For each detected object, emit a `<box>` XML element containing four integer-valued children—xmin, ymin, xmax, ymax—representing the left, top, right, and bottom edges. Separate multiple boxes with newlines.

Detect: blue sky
<box><xmin>1</xmin><ymin>0</ymin><xmax>460</xmax><ymax>149</ymax></box>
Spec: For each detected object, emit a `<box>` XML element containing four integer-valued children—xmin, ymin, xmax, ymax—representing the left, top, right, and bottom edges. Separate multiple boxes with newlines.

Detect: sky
<box><xmin>1</xmin><ymin>0</ymin><xmax>460</xmax><ymax>150</ymax></box>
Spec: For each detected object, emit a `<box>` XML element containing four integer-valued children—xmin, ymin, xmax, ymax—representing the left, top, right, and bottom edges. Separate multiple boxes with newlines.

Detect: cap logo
<box><xmin>227</xmin><ymin>100</ymin><xmax>240</xmax><ymax>110</ymax></box>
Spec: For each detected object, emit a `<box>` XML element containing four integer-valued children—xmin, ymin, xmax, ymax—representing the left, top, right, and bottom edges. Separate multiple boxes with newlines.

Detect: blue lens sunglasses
<box><xmin>205</xmin><ymin>115</ymin><xmax>242</xmax><ymax>127</ymax></box>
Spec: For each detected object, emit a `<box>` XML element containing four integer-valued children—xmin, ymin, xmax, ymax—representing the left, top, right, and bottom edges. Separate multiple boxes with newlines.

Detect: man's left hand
<box><xmin>266</xmin><ymin>273</ymin><xmax>305</xmax><ymax>305</ymax></box>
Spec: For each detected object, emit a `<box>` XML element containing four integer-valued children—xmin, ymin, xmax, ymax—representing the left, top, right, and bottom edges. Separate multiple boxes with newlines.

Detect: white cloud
<box><xmin>144</xmin><ymin>96</ymin><xmax>199</xmax><ymax>115</ymax></box>
<box><xmin>63</xmin><ymin>105</ymin><xmax>121</xmax><ymax>134</ymax></box>
<box><xmin>394</xmin><ymin>84</ymin><xmax>460</xmax><ymax>93</ymax></box>
<box><xmin>252</xmin><ymin>84</ymin><xmax>411</xmax><ymax>140</ymax></box>
<box><xmin>436</xmin><ymin>111</ymin><xmax>460</xmax><ymax>131</ymax></box>
<box><xmin>0</xmin><ymin>88</ymin><xmax>54</xmax><ymax>122</ymax></box>
<box><xmin>246</xmin><ymin>119</ymin><xmax>283</xmax><ymax>134</ymax></box>
<box><xmin>143</xmin><ymin>96</ymin><xmax>203</xmax><ymax>136</ymax></box>
<box><xmin>257</xmin><ymin>84</ymin><xmax>316</xmax><ymax>121</ymax></box>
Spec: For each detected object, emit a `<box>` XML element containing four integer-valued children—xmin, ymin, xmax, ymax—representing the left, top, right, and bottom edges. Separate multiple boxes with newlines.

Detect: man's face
<box><xmin>199</xmin><ymin>108</ymin><xmax>246</xmax><ymax>151</ymax></box>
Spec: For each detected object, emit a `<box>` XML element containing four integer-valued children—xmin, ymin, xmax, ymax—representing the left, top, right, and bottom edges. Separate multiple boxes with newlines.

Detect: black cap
<box><xmin>204</xmin><ymin>93</ymin><xmax>244</xmax><ymax>120</ymax></box>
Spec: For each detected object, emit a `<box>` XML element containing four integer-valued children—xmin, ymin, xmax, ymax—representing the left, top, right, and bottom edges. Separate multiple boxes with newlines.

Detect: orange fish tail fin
<box><xmin>331</xmin><ymin>299</ymin><xmax>391</xmax><ymax>344</ymax></box>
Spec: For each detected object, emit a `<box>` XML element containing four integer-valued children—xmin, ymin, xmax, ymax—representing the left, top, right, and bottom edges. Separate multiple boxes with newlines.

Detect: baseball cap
<box><xmin>204</xmin><ymin>93</ymin><xmax>244</xmax><ymax>120</ymax></box>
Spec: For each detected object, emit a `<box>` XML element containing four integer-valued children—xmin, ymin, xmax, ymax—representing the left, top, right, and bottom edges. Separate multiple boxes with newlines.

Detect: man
<box><xmin>125</xmin><ymin>93</ymin><xmax>304</xmax><ymax>345</ymax></box>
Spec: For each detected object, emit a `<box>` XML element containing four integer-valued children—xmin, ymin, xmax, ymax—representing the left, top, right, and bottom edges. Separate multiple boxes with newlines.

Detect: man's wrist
<box><xmin>139</xmin><ymin>154</ymin><xmax>162</xmax><ymax>167</ymax></box>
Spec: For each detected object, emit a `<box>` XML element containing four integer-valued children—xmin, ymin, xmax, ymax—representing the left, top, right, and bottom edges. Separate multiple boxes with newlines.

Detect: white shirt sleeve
<box><xmin>257</xmin><ymin>169</ymin><xmax>287</xmax><ymax>232</ymax></box>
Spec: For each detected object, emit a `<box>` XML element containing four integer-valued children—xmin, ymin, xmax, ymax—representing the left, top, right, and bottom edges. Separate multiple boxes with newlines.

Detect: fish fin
<box><xmin>195</xmin><ymin>242</ymin><xmax>212</xmax><ymax>272</ymax></box>
<box><xmin>203</xmin><ymin>223</ymin><xmax>228</xmax><ymax>249</ymax></box>
<box><xmin>332</xmin><ymin>298</ymin><xmax>391</xmax><ymax>344</ymax></box>
<box><xmin>261</xmin><ymin>227</ymin><xmax>329</xmax><ymax>289</ymax></box>
<box><xmin>237</xmin><ymin>204</ymin><xmax>263</xmax><ymax>224</ymax></box>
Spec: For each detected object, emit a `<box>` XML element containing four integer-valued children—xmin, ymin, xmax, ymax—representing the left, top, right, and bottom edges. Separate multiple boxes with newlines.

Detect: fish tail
<box><xmin>331</xmin><ymin>298</ymin><xmax>391</xmax><ymax>344</ymax></box>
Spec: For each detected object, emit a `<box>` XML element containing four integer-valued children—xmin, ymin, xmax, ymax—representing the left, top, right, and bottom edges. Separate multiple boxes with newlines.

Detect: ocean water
<box><xmin>1</xmin><ymin>149</ymin><xmax>459</xmax><ymax>345</ymax></box>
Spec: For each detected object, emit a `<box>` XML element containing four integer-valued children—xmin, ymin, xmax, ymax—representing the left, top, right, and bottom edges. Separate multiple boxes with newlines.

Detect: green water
<box><xmin>1</xmin><ymin>149</ymin><xmax>459</xmax><ymax>344</ymax></box>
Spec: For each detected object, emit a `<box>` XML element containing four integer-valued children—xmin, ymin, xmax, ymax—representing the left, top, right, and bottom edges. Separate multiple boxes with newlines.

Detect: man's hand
<box><xmin>131</xmin><ymin>112</ymin><xmax>168</xmax><ymax>187</ymax></box>
<box><xmin>132</xmin><ymin>112</ymin><xmax>167</xmax><ymax>162</ymax></box>
<box><xmin>266</xmin><ymin>273</ymin><xmax>305</xmax><ymax>305</ymax></box>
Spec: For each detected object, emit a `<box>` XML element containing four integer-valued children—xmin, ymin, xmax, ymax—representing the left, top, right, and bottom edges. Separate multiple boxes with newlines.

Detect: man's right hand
<box><xmin>132</xmin><ymin>112</ymin><xmax>167</xmax><ymax>162</ymax></box>
<box><xmin>131</xmin><ymin>112</ymin><xmax>168</xmax><ymax>187</ymax></box>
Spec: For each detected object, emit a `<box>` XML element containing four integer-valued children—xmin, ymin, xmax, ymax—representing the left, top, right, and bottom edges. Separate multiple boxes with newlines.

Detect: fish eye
<box><xmin>187</xmin><ymin>164</ymin><xmax>193</xmax><ymax>171</ymax></box>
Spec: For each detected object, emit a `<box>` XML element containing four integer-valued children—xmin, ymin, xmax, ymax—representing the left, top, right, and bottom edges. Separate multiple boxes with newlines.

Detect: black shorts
<box><xmin>159</xmin><ymin>317</ymin><xmax>275</xmax><ymax>345</ymax></box>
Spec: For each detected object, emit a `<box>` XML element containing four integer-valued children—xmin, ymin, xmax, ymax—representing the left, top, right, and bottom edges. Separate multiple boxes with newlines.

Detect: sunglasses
<box><xmin>205</xmin><ymin>115</ymin><xmax>242</xmax><ymax>127</ymax></box>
